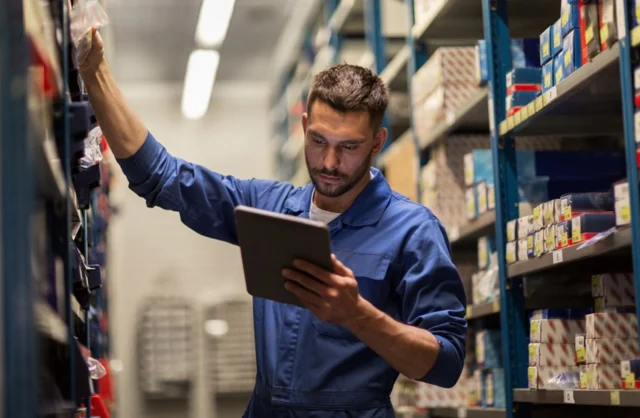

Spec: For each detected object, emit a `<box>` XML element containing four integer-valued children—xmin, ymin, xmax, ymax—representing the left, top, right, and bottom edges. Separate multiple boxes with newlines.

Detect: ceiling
<box><xmin>107</xmin><ymin>0</ymin><xmax>295</xmax><ymax>84</ymax></box>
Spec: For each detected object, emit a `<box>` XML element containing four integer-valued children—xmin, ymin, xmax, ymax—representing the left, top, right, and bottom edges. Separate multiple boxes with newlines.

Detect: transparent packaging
<box><xmin>546</xmin><ymin>371</ymin><xmax>580</xmax><ymax>390</ymax></box>
<box><xmin>70</xmin><ymin>0</ymin><xmax>109</xmax><ymax>47</ymax></box>
<box><xmin>87</xmin><ymin>356</ymin><xmax>107</xmax><ymax>380</ymax></box>
<box><xmin>80</xmin><ymin>126</ymin><xmax>104</xmax><ymax>168</ymax></box>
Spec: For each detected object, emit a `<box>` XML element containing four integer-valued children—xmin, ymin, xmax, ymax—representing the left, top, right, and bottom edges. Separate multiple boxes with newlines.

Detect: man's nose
<box><xmin>324</xmin><ymin>147</ymin><xmax>339</xmax><ymax>170</ymax></box>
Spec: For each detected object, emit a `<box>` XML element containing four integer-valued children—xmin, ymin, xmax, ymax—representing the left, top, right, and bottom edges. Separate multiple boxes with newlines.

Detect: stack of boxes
<box><xmin>472</xmin><ymin>236</ymin><xmax>499</xmax><ymax>305</ymax></box>
<box><xmin>528</xmin><ymin>315</ymin><xmax>584</xmax><ymax>389</ymax></box>
<box><xmin>411</xmin><ymin>47</ymin><xmax>478</xmax><ymax>141</ymax></box>
<box><xmin>464</xmin><ymin>149</ymin><xmax>494</xmax><ymax>220</ymax></box>
<box><xmin>475</xmin><ymin>330</ymin><xmax>506</xmax><ymax>407</ymax></box>
<box><xmin>475</xmin><ymin>39</ymin><xmax>541</xmax><ymax>89</ymax></box>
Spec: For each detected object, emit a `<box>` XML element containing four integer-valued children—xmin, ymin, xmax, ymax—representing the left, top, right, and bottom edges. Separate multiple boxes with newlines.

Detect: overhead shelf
<box><xmin>467</xmin><ymin>300</ymin><xmax>500</xmax><ymax>320</ymax></box>
<box><xmin>418</xmin><ymin>87</ymin><xmax>488</xmax><ymax>150</ymax></box>
<box><xmin>380</xmin><ymin>45</ymin><xmax>410</xmax><ymax>90</ymax></box>
<box><xmin>449</xmin><ymin>211</ymin><xmax>496</xmax><ymax>247</ymax></box>
<box><xmin>411</xmin><ymin>0</ymin><xmax>561</xmax><ymax>43</ymax></box>
<box><xmin>328</xmin><ymin>0</ymin><xmax>364</xmax><ymax>35</ymax></box>
<box><xmin>499</xmin><ymin>44</ymin><xmax>622</xmax><ymax>137</ymax></box>
<box><xmin>513</xmin><ymin>388</ymin><xmax>640</xmax><ymax>407</ymax></box>
<box><xmin>429</xmin><ymin>407</ymin><xmax>506</xmax><ymax>418</ymax></box>
<box><xmin>507</xmin><ymin>226</ymin><xmax>632</xmax><ymax>278</ymax></box>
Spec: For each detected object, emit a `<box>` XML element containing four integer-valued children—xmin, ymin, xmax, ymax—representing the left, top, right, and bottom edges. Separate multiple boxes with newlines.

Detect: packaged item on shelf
<box><xmin>511</xmin><ymin>38</ymin><xmax>542</xmax><ymax>69</ymax></box>
<box><xmin>614</xmin><ymin>180</ymin><xmax>631</xmax><ymax>226</ymax></box>
<box><xmin>576</xmin><ymin>334</ymin><xmax>587</xmax><ymax>365</ymax></box>
<box><xmin>552</xmin><ymin>19</ymin><xmax>564</xmax><ymax>57</ymax></box>
<box><xmin>560</xmin><ymin>192</ymin><xmax>615</xmax><ymax>222</ymax></box>
<box><xmin>580</xmin><ymin>365</ymin><xmax>588</xmax><ymax>388</ymax></box>
<box><xmin>518</xmin><ymin>237</ymin><xmax>530</xmax><ymax>261</ymax></box>
<box><xmin>416</xmin><ymin>84</ymin><xmax>479</xmax><ymax>134</ymax></box>
<box><xmin>505</xmin><ymin>67</ymin><xmax>543</xmax><ymax>90</ymax></box>
<box><xmin>534</xmin><ymin>230</ymin><xmax>544</xmax><ymax>257</ymax></box>
<box><xmin>556</xmin><ymin>220</ymin><xmax>572</xmax><ymax>248</ymax></box>
<box><xmin>540</xmin><ymin>25</ymin><xmax>553</xmax><ymax>65</ymax></box>
<box><xmin>543</xmin><ymin>224</ymin><xmax>557</xmax><ymax>254</ymax></box>
<box><xmin>478</xmin><ymin>235</ymin><xmax>497</xmax><ymax>270</ymax></box>
<box><xmin>506</xmin><ymin>241</ymin><xmax>517</xmax><ymax>264</ymax></box>
<box><xmin>554</xmin><ymin>54</ymin><xmax>565</xmax><ymax>85</ymax></box>
<box><xmin>542</xmin><ymin>200</ymin><xmax>557</xmax><ymax>227</ymax></box>
<box><xmin>586</xmin><ymin>339</ymin><xmax>640</xmax><ymax>365</ymax></box>
<box><xmin>476</xmin><ymin>330</ymin><xmax>503</xmax><ymax>369</ymax></box>
<box><xmin>542</xmin><ymin>60</ymin><xmax>554</xmax><ymax>92</ymax></box>
<box><xmin>620</xmin><ymin>359</ymin><xmax>640</xmax><ymax>389</ymax></box>
<box><xmin>518</xmin><ymin>215</ymin><xmax>533</xmax><ymax>239</ymax></box>
<box><xmin>475</xmin><ymin>40</ymin><xmax>489</xmax><ymax>86</ymax></box>
<box><xmin>488</xmin><ymin>184</ymin><xmax>496</xmax><ymax>210</ymax></box>
<box><xmin>464</xmin><ymin>149</ymin><xmax>493</xmax><ymax>187</ymax></box>
<box><xmin>592</xmin><ymin>273</ymin><xmax>636</xmax><ymax>307</ymax></box>
<box><xmin>477</xmin><ymin>180</ymin><xmax>490</xmax><ymax>214</ymax></box>
<box><xmin>518</xmin><ymin>177</ymin><xmax>621</xmax><ymax>212</ymax></box>
<box><xmin>466</xmin><ymin>186</ymin><xmax>478</xmax><ymax>221</ymax></box>
<box><xmin>516</xmin><ymin>151</ymin><xmax>625</xmax><ymax>181</ymax></box>
<box><xmin>530</xmin><ymin>319</ymin><xmax>586</xmax><ymax>344</ymax></box>
<box><xmin>594</xmin><ymin>297</ymin><xmax>637</xmax><ymax>313</ymax></box>
<box><xmin>529</xmin><ymin>343</ymin><xmax>576</xmax><ymax>367</ymax></box>
<box><xmin>561</xmin><ymin>0</ymin><xmax>580</xmax><ymax>37</ymax></box>
<box><xmin>472</xmin><ymin>266</ymin><xmax>500</xmax><ymax>305</ymax></box>
<box><xmin>562</xmin><ymin>29</ymin><xmax>581</xmax><ymax>77</ymax></box>
<box><xmin>586</xmin><ymin>313</ymin><xmax>639</xmax><ymax>339</ymax></box>
<box><xmin>506</xmin><ymin>91</ymin><xmax>539</xmax><ymax>114</ymax></box>
<box><xmin>528</xmin><ymin>366</ymin><xmax>580</xmax><ymax>389</ymax></box>
<box><xmin>531</xmin><ymin>308</ymin><xmax>591</xmax><ymax>321</ymax></box>
<box><xmin>482</xmin><ymin>368</ymin><xmax>506</xmax><ymax>408</ymax></box>
<box><xmin>527</xmin><ymin>232</ymin><xmax>535</xmax><ymax>258</ymax></box>
<box><xmin>579</xmin><ymin>0</ymin><xmax>600</xmax><ymax>62</ymax></box>
<box><xmin>532</xmin><ymin>204</ymin><xmax>545</xmax><ymax>232</ymax></box>
<box><xmin>571</xmin><ymin>213</ymin><xmax>616</xmax><ymax>244</ymax></box>
<box><xmin>599</xmin><ymin>0</ymin><xmax>618</xmax><ymax>51</ymax></box>
<box><xmin>586</xmin><ymin>364</ymin><xmax>621</xmax><ymax>389</ymax></box>
<box><xmin>507</xmin><ymin>220</ymin><xmax>517</xmax><ymax>242</ymax></box>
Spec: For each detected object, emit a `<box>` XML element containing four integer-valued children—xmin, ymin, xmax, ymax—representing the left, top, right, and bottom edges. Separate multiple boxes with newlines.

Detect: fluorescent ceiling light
<box><xmin>204</xmin><ymin>319</ymin><xmax>229</xmax><ymax>337</ymax></box>
<box><xmin>181</xmin><ymin>49</ymin><xmax>220</xmax><ymax>120</ymax></box>
<box><xmin>195</xmin><ymin>0</ymin><xmax>236</xmax><ymax>48</ymax></box>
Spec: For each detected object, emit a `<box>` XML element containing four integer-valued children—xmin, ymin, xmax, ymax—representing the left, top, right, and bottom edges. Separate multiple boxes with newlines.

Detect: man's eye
<box><xmin>342</xmin><ymin>144</ymin><xmax>357</xmax><ymax>150</ymax></box>
<box><xmin>312</xmin><ymin>138</ymin><xmax>324</xmax><ymax>145</ymax></box>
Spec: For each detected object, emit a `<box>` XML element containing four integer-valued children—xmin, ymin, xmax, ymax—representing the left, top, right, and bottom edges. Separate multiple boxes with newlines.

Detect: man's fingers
<box><xmin>292</xmin><ymin>259</ymin><xmax>336</xmax><ymax>284</ymax></box>
<box><xmin>331</xmin><ymin>254</ymin><xmax>353</xmax><ymax>277</ymax></box>
<box><xmin>285</xmin><ymin>281</ymin><xmax>324</xmax><ymax>307</ymax></box>
<box><xmin>282</xmin><ymin>268</ymin><xmax>326</xmax><ymax>296</ymax></box>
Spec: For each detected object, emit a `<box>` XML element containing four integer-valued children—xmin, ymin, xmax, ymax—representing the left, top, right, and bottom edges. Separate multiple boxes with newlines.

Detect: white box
<box><xmin>586</xmin><ymin>313</ymin><xmax>639</xmax><ymax>339</ymax></box>
<box><xmin>530</xmin><ymin>319</ymin><xmax>586</xmax><ymax>344</ymax></box>
<box><xmin>614</xmin><ymin>181</ymin><xmax>631</xmax><ymax>227</ymax></box>
<box><xmin>586</xmin><ymin>338</ymin><xmax>640</xmax><ymax>365</ymax></box>
<box><xmin>529</xmin><ymin>343</ymin><xmax>576</xmax><ymax>367</ymax></box>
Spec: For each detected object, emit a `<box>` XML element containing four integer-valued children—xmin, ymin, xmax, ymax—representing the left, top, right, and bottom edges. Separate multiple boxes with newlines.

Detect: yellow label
<box><xmin>611</xmin><ymin>391</ymin><xmax>621</xmax><ymax>406</ymax></box>
<box><xmin>564</xmin><ymin>205</ymin><xmax>571</xmax><ymax>220</ymax></box>
<box><xmin>521</xmin><ymin>106</ymin><xmax>529</xmax><ymax>120</ymax></box>
<box><xmin>528</xmin><ymin>367</ymin><xmax>536</xmax><ymax>382</ymax></box>
<box><xmin>544</xmin><ymin>73</ymin><xmax>551</xmax><ymax>88</ymax></box>
<box><xmin>621</xmin><ymin>205</ymin><xmax>631</xmax><ymax>223</ymax></box>
<box><xmin>577</xmin><ymin>346</ymin><xmax>586</xmax><ymax>363</ymax></box>
<box><xmin>527</xmin><ymin>235</ymin><xmax>533</xmax><ymax>249</ymax></box>
<box><xmin>543</xmin><ymin>44</ymin><xmax>550</xmax><ymax>57</ymax></box>
<box><xmin>561</xmin><ymin>232</ymin><xmax>568</xmax><ymax>247</ymax></box>
<box><xmin>572</xmin><ymin>218</ymin><xmax>581</xmax><ymax>243</ymax></box>
<box><xmin>562</xmin><ymin>10</ymin><xmax>569</xmax><ymax>27</ymax></box>
<box><xmin>531</xmin><ymin>321</ymin><xmax>539</xmax><ymax>339</ymax></box>
<box><xmin>527</xmin><ymin>102</ymin><xmax>535</xmax><ymax>116</ymax></box>
<box><xmin>625</xmin><ymin>372</ymin><xmax>636</xmax><ymax>389</ymax></box>
<box><xmin>507</xmin><ymin>117</ymin><xmax>514</xmax><ymax>131</ymax></box>
<box><xmin>499</xmin><ymin>121</ymin><xmax>507</xmax><ymax>135</ymax></box>
<box><xmin>564</xmin><ymin>50</ymin><xmax>571</xmax><ymax>67</ymax></box>
<box><xmin>587</xmin><ymin>369</ymin><xmax>595</xmax><ymax>387</ymax></box>
<box><xmin>595</xmin><ymin>298</ymin><xmax>604</xmax><ymax>312</ymax></box>
<box><xmin>492</xmin><ymin>299</ymin><xmax>500</xmax><ymax>312</ymax></box>
<box><xmin>515</xmin><ymin>111</ymin><xmax>522</xmax><ymax>126</ymax></box>
<box><xmin>554</xmin><ymin>32</ymin><xmax>561</xmax><ymax>48</ymax></box>
<box><xmin>586</xmin><ymin>26</ymin><xmax>594</xmax><ymax>44</ymax></box>
<box><xmin>544</xmin><ymin>209</ymin><xmax>553</xmax><ymax>225</ymax></box>
<box><xmin>580</xmin><ymin>372</ymin><xmax>587</xmax><ymax>389</ymax></box>
<box><xmin>556</xmin><ymin>67</ymin><xmax>563</xmax><ymax>83</ymax></box>
<box><xmin>529</xmin><ymin>344</ymin><xmax>537</xmax><ymax>360</ymax></box>
<box><xmin>466</xmin><ymin>306</ymin><xmax>472</xmax><ymax>318</ymax></box>
<box><xmin>533</xmin><ymin>206</ymin><xmax>541</xmax><ymax>221</ymax></box>
<box><xmin>601</xmin><ymin>25</ymin><xmax>610</xmax><ymax>43</ymax></box>
<box><xmin>535</xmin><ymin>97</ymin><xmax>543</xmax><ymax>112</ymax></box>
<box><xmin>546</xmin><ymin>231</ymin><xmax>554</xmax><ymax>249</ymax></box>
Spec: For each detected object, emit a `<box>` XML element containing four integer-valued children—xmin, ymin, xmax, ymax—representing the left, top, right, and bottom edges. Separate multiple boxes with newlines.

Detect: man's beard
<box><xmin>306</xmin><ymin>149</ymin><xmax>373</xmax><ymax>198</ymax></box>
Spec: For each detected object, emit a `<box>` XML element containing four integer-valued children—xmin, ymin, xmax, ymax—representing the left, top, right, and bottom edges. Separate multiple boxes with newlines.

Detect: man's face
<box><xmin>302</xmin><ymin>101</ymin><xmax>386</xmax><ymax>198</ymax></box>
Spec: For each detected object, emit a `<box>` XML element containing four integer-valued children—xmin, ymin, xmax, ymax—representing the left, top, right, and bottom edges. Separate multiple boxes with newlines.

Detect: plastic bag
<box><xmin>80</xmin><ymin>126</ymin><xmax>104</xmax><ymax>168</ymax></box>
<box><xmin>87</xmin><ymin>356</ymin><xmax>107</xmax><ymax>380</ymax></box>
<box><xmin>70</xmin><ymin>0</ymin><xmax>109</xmax><ymax>47</ymax></box>
<box><xmin>546</xmin><ymin>371</ymin><xmax>580</xmax><ymax>390</ymax></box>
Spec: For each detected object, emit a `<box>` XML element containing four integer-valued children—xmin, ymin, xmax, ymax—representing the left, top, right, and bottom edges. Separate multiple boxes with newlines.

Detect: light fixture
<box><xmin>195</xmin><ymin>0</ymin><xmax>236</xmax><ymax>48</ymax></box>
<box><xmin>204</xmin><ymin>319</ymin><xmax>229</xmax><ymax>337</ymax></box>
<box><xmin>181</xmin><ymin>49</ymin><xmax>220</xmax><ymax>120</ymax></box>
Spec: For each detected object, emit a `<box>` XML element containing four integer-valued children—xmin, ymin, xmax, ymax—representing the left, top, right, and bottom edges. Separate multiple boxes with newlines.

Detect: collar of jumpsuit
<box><xmin>117</xmin><ymin>132</ymin><xmax>467</xmax><ymax>418</ymax></box>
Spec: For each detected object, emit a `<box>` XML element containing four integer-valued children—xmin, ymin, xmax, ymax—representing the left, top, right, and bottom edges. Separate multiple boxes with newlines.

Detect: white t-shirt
<box><xmin>309</xmin><ymin>192</ymin><xmax>341</xmax><ymax>224</ymax></box>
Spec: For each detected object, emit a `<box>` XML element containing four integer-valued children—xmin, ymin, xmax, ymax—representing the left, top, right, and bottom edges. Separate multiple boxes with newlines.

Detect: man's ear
<box><xmin>372</xmin><ymin>127</ymin><xmax>388</xmax><ymax>156</ymax></box>
<box><xmin>302</xmin><ymin>113</ymin><xmax>308</xmax><ymax>134</ymax></box>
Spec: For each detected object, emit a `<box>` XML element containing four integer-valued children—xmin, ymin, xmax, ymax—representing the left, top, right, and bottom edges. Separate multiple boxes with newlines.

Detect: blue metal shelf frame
<box><xmin>481</xmin><ymin>1</ymin><xmax>529</xmax><ymax>418</ymax></box>
<box><xmin>1</xmin><ymin>0</ymin><xmax>38</xmax><ymax>417</ymax></box>
<box><xmin>619</xmin><ymin>0</ymin><xmax>640</xmax><ymax>350</ymax></box>
<box><xmin>404</xmin><ymin>0</ymin><xmax>428</xmax><ymax>203</ymax></box>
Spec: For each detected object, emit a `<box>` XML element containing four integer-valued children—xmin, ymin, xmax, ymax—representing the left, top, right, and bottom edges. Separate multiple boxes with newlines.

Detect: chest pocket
<box><xmin>311</xmin><ymin>252</ymin><xmax>392</xmax><ymax>341</ymax></box>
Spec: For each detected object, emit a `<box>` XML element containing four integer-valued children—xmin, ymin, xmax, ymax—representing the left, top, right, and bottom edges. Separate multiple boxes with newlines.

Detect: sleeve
<box><xmin>396</xmin><ymin>219</ymin><xmax>467</xmax><ymax>388</ymax></box>
<box><xmin>116</xmin><ymin>131</ymin><xmax>285</xmax><ymax>244</ymax></box>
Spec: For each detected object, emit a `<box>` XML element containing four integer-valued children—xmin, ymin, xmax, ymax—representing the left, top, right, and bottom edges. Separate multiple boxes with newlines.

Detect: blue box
<box><xmin>476</xmin><ymin>40</ymin><xmax>489</xmax><ymax>86</ymax></box>
<box><xmin>478</xmin><ymin>235</ymin><xmax>497</xmax><ymax>270</ymax></box>
<box><xmin>562</xmin><ymin>29</ymin><xmax>582</xmax><ymax>77</ymax></box>
<box><xmin>476</xmin><ymin>330</ymin><xmax>503</xmax><ymax>369</ymax></box>
<box><xmin>542</xmin><ymin>60</ymin><xmax>554</xmax><ymax>92</ymax></box>
<box><xmin>512</xmin><ymin>38</ymin><xmax>541</xmax><ymax>69</ymax></box>
<box><xmin>482</xmin><ymin>369</ymin><xmax>506</xmax><ymax>408</ymax></box>
<box><xmin>507</xmin><ymin>91</ymin><xmax>538</xmax><ymax>111</ymax></box>
<box><xmin>518</xmin><ymin>178</ymin><xmax>621</xmax><ymax>207</ymax></box>
<box><xmin>540</xmin><ymin>26</ymin><xmax>553</xmax><ymax>65</ymax></box>
<box><xmin>561</xmin><ymin>0</ymin><xmax>580</xmax><ymax>37</ymax></box>
<box><xmin>554</xmin><ymin>54</ymin><xmax>564</xmax><ymax>85</ymax></box>
<box><xmin>529</xmin><ymin>308</ymin><xmax>592</xmax><ymax>320</ymax></box>
<box><xmin>515</xmin><ymin>151</ymin><xmax>626</xmax><ymax>181</ymax></box>
<box><xmin>571</xmin><ymin>213</ymin><xmax>616</xmax><ymax>243</ymax></box>
<box><xmin>467</xmin><ymin>186</ymin><xmax>479</xmax><ymax>220</ymax></box>
<box><xmin>465</xmin><ymin>149</ymin><xmax>493</xmax><ymax>186</ymax></box>
<box><xmin>560</xmin><ymin>192</ymin><xmax>615</xmax><ymax>220</ymax></box>
<box><xmin>552</xmin><ymin>19</ymin><xmax>563</xmax><ymax>57</ymax></box>
<box><xmin>506</xmin><ymin>67</ymin><xmax>543</xmax><ymax>88</ymax></box>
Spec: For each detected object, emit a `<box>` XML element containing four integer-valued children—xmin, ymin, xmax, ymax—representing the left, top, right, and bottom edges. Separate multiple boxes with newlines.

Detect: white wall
<box><xmin>108</xmin><ymin>81</ymin><xmax>274</xmax><ymax>418</ymax></box>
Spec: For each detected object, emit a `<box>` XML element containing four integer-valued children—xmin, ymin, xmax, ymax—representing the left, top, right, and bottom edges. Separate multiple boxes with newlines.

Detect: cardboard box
<box><xmin>544</xmin><ymin>224</ymin><xmax>557</xmax><ymax>254</ymax></box>
<box><xmin>542</xmin><ymin>60</ymin><xmax>554</xmax><ymax>92</ymax></box>
<box><xmin>518</xmin><ymin>238</ymin><xmax>530</xmax><ymax>262</ymax></box>
<box><xmin>482</xmin><ymin>368</ymin><xmax>505</xmax><ymax>408</ymax></box>
<box><xmin>562</xmin><ymin>29</ymin><xmax>581</xmax><ymax>77</ymax></box>
<box><xmin>579</xmin><ymin>1</ymin><xmax>600</xmax><ymax>62</ymax></box>
<box><xmin>555</xmin><ymin>220</ymin><xmax>572</xmax><ymax>248</ymax></box>
<box><xmin>614</xmin><ymin>180</ymin><xmax>631</xmax><ymax>227</ymax></box>
<box><xmin>540</xmin><ymin>26</ymin><xmax>553</xmax><ymax>65</ymax></box>
<box><xmin>506</xmin><ymin>241</ymin><xmax>517</xmax><ymax>264</ymax></box>
<box><xmin>412</xmin><ymin>47</ymin><xmax>478</xmax><ymax>104</ymax></box>
<box><xmin>579</xmin><ymin>365</ymin><xmax>588</xmax><ymax>388</ymax></box>
<box><xmin>475</xmin><ymin>40</ymin><xmax>489</xmax><ymax>86</ymax></box>
<box><xmin>416</xmin><ymin>84</ymin><xmax>479</xmax><ymax>133</ymax></box>
<box><xmin>586</xmin><ymin>338</ymin><xmax>640</xmax><ymax>365</ymax></box>
<box><xmin>507</xmin><ymin>220</ymin><xmax>517</xmax><ymax>242</ymax></box>
<box><xmin>560</xmin><ymin>192</ymin><xmax>615</xmax><ymax>222</ymax></box>
<box><xmin>576</xmin><ymin>334</ymin><xmax>587</xmax><ymax>365</ymax></box>
<box><xmin>528</xmin><ymin>366</ymin><xmax>580</xmax><ymax>389</ymax></box>
<box><xmin>527</xmin><ymin>233</ymin><xmax>535</xmax><ymax>258</ymax></box>
<box><xmin>530</xmin><ymin>319</ymin><xmax>586</xmax><ymax>344</ymax></box>
<box><xmin>529</xmin><ymin>343</ymin><xmax>576</xmax><ymax>367</ymax></box>
<box><xmin>543</xmin><ymin>200</ymin><xmax>557</xmax><ymax>227</ymax></box>
<box><xmin>464</xmin><ymin>149</ymin><xmax>493</xmax><ymax>187</ymax></box>
<box><xmin>571</xmin><ymin>213</ymin><xmax>616</xmax><ymax>244</ymax></box>
<box><xmin>476</xmin><ymin>330</ymin><xmax>503</xmax><ymax>369</ymax></box>
<box><xmin>511</xmin><ymin>38</ymin><xmax>542</xmax><ymax>69</ymax></box>
<box><xmin>488</xmin><ymin>184</ymin><xmax>495</xmax><ymax>210</ymax></box>
<box><xmin>554</xmin><ymin>54</ymin><xmax>565</xmax><ymax>85</ymax></box>
<box><xmin>506</xmin><ymin>68</ymin><xmax>543</xmax><ymax>89</ymax></box>
<box><xmin>478</xmin><ymin>235</ymin><xmax>496</xmax><ymax>270</ymax></box>
<box><xmin>477</xmin><ymin>180</ymin><xmax>490</xmax><ymax>214</ymax></box>
<box><xmin>592</xmin><ymin>273</ymin><xmax>636</xmax><ymax>307</ymax></box>
<box><xmin>552</xmin><ymin>19</ymin><xmax>564</xmax><ymax>57</ymax></box>
<box><xmin>586</xmin><ymin>364</ymin><xmax>621</xmax><ymax>389</ymax></box>
<box><xmin>586</xmin><ymin>313</ymin><xmax>639</xmax><ymax>339</ymax></box>
<box><xmin>599</xmin><ymin>0</ymin><xmax>617</xmax><ymax>52</ymax></box>
<box><xmin>518</xmin><ymin>216</ymin><xmax>533</xmax><ymax>239</ymax></box>
<box><xmin>532</xmin><ymin>204</ymin><xmax>544</xmax><ymax>232</ymax></box>
<box><xmin>466</xmin><ymin>186</ymin><xmax>477</xmax><ymax>220</ymax></box>
<box><xmin>561</xmin><ymin>0</ymin><xmax>580</xmax><ymax>38</ymax></box>
<box><xmin>534</xmin><ymin>230</ymin><xmax>544</xmax><ymax>257</ymax></box>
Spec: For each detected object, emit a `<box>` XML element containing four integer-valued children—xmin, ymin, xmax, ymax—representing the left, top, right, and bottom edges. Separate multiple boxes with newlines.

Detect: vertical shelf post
<box><xmin>481</xmin><ymin>1</ymin><xmax>529</xmax><ymax>417</ymax></box>
<box><xmin>618</xmin><ymin>0</ymin><xmax>640</xmax><ymax>349</ymax></box>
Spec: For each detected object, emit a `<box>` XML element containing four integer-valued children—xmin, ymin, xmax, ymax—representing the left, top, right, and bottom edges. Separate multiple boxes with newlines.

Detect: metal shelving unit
<box><xmin>513</xmin><ymin>389</ymin><xmax>640</xmax><ymax>407</ymax></box>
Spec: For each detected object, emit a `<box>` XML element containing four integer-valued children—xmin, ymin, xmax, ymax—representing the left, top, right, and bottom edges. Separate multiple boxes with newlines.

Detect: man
<box><xmin>78</xmin><ymin>28</ymin><xmax>466</xmax><ymax>417</ymax></box>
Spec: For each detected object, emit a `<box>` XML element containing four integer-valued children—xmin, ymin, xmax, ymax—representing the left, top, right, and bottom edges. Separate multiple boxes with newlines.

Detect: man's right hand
<box><xmin>77</xmin><ymin>27</ymin><xmax>105</xmax><ymax>77</ymax></box>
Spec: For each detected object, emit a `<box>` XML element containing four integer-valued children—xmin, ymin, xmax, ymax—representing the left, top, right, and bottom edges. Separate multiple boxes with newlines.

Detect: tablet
<box><xmin>234</xmin><ymin>205</ymin><xmax>333</xmax><ymax>307</ymax></box>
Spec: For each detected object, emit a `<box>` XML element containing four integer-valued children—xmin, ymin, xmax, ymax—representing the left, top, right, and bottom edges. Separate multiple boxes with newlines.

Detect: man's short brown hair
<box><xmin>307</xmin><ymin>64</ymin><xmax>389</xmax><ymax>129</ymax></box>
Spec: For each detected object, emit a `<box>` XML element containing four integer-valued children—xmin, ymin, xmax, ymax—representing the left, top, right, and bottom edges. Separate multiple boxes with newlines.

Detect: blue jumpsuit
<box><xmin>117</xmin><ymin>132</ymin><xmax>467</xmax><ymax>417</ymax></box>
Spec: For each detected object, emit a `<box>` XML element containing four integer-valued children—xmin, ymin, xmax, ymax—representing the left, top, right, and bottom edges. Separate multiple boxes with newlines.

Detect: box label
<box><xmin>563</xmin><ymin>390</ymin><xmax>575</xmax><ymax>404</ymax></box>
<box><xmin>625</xmin><ymin>372</ymin><xmax>636</xmax><ymax>389</ymax></box>
<box><xmin>611</xmin><ymin>391</ymin><xmax>620</xmax><ymax>405</ymax></box>
<box><xmin>572</xmin><ymin>216</ymin><xmax>581</xmax><ymax>243</ymax></box>
<box><xmin>543</xmin><ymin>44</ymin><xmax>550</xmax><ymax>57</ymax></box>
<box><xmin>564</xmin><ymin>50</ymin><xmax>571</xmax><ymax>67</ymax></box>
<box><xmin>553</xmin><ymin>250</ymin><xmax>563</xmax><ymax>264</ymax></box>
<box><xmin>544</xmin><ymin>73</ymin><xmax>552</xmax><ymax>88</ymax></box>
<box><xmin>576</xmin><ymin>346</ymin><xmax>586</xmax><ymax>363</ymax></box>
<box><xmin>586</xmin><ymin>26</ymin><xmax>594</xmax><ymax>44</ymax></box>
<box><xmin>554</xmin><ymin>31</ymin><xmax>561</xmax><ymax>48</ymax></box>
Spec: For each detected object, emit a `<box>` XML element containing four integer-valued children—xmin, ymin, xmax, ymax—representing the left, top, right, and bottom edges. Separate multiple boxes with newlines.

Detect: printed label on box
<box><xmin>615</xmin><ymin>181</ymin><xmax>631</xmax><ymax>226</ymax></box>
<box><xmin>572</xmin><ymin>216</ymin><xmax>581</xmax><ymax>243</ymax></box>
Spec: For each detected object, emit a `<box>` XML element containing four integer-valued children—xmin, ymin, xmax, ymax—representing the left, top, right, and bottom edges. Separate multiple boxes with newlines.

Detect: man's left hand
<box><xmin>282</xmin><ymin>255</ymin><xmax>364</xmax><ymax>325</ymax></box>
